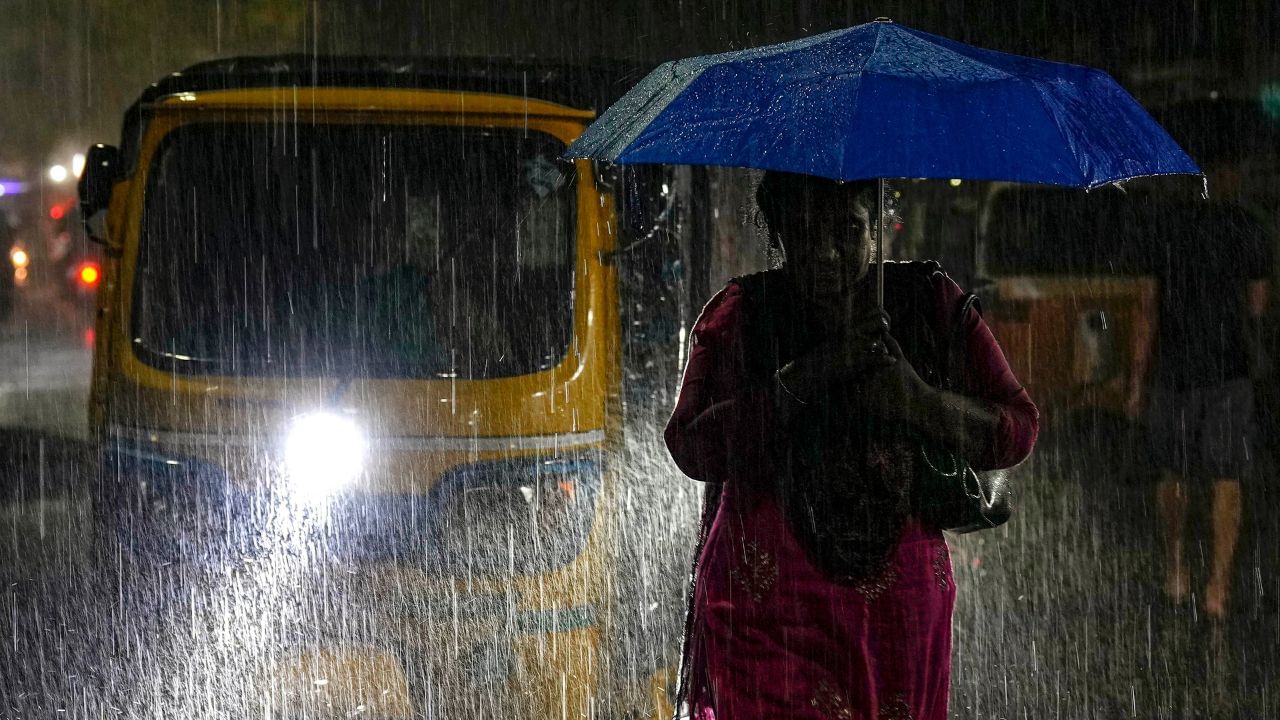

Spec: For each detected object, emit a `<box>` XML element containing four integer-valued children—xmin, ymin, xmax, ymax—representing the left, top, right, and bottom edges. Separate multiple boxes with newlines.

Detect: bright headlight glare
<box><xmin>283</xmin><ymin>412</ymin><xmax>366</xmax><ymax>495</ymax></box>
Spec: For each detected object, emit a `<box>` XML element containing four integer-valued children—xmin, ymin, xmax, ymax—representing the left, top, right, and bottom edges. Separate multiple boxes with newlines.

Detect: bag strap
<box><xmin>939</xmin><ymin>291</ymin><xmax>981</xmax><ymax>390</ymax></box>
<box><xmin>729</xmin><ymin>270</ymin><xmax>803</xmax><ymax>379</ymax></box>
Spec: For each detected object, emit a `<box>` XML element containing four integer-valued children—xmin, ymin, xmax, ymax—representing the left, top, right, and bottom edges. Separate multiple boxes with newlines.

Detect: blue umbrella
<box><xmin>567</xmin><ymin>19</ymin><xmax>1197</xmax><ymax>186</ymax></box>
<box><xmin>565</xmin><ymin>19</ymin><xmax>1201</xmax><ymax>303</ymax></box>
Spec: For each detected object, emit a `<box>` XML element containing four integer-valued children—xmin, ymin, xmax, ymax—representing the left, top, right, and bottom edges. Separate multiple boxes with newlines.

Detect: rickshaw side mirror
<box><xmin>597</xmin><ymin>165</ymin><xmax>678</xmax><ymax>266</ymax></box>
<box><xmin>78</xmin><ymin>144</ymin><xmax>121</xmax><ymax>245</ymax></box>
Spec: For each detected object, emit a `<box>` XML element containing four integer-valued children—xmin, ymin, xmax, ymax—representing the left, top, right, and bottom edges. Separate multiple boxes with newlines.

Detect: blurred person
<box><xmin>1147</xmin><ymin>176</ymin><xmax>1272</xmax><ymax>621</ymax></box>
<box><xmin>665</xmin><ymin>172</ymin><xmax>1038</xmax><ymax>719</ymax></box>
<box><xmin>362</xmin><ymin>188</ymin><xmax>519</xmax><ymax>377</ymax></box>
<box><xmin>360</xmin><ymin>191</ymin><xmax>449</xmax><ymax>372</ymax></box>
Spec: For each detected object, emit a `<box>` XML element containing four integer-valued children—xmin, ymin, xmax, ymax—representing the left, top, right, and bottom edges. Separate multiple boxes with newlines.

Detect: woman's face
<box><xmin>775</xmin><ymin>182</ymin><xmax>874</xmax><ymax>303</ymax></box>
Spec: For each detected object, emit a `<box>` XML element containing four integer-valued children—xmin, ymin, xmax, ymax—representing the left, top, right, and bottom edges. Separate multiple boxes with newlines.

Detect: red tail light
<box><xmin>77</xmin><ymin>262</ymin><xmax>101</xmax><ymax>287</ymax></box>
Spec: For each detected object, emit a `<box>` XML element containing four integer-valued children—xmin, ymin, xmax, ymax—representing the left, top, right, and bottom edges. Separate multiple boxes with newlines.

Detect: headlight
<box><xmin>283</xmin><ymin>412</ymin><xmax>366</xmax><ymax>497</ymax></box>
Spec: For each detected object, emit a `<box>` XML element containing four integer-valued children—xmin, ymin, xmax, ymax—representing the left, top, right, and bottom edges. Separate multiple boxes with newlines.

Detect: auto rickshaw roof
<box><xmin>119</xmin><ymin>55</ymin><xmax>648</xmax><ymax>158</ymax></box>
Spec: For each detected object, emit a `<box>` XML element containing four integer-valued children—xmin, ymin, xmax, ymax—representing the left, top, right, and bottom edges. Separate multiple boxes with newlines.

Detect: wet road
<box><xmin>0</xmin><ymin>288</ymin><xmax>94</xmax><ymax>576</ymax></box>
<box><xmin>0</xmin><ymin>289</ymin><xmax>100</xmax><ymax>714</ymax></box>
<box><xmin>948</xmin><ymin>442</ymin><xmax>1280</xmax><ymax>720</ymax></box>
<box><xmin>0</xmin><ymin>290</ymin><xmax>1278</xmax><ymax>718</ymax></box>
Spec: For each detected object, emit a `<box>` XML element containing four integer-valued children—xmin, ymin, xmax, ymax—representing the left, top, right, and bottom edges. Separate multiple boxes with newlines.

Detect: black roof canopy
<box><xmin>119</xmin><ymin>55</ymin><xmax>649</xmax><ymax>157</ymax></box>
<box><xmin>133</xmin><ymin>55</ymin><xmax>648</xmax><ymax>113</ymax></box>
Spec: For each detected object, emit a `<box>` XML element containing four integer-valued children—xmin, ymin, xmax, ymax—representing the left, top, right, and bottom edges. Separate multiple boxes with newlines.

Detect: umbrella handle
<box><xmin>876</xmin><ymin>176</ymin><xmax>885</xmax><ymax>312</ymax></box>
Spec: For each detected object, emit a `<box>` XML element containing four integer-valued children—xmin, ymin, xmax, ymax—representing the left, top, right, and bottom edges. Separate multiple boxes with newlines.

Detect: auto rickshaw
<box><xmin>78</xmin><ymin>56</ymin><xmax>699</xmax><ymax>719</ymax></box>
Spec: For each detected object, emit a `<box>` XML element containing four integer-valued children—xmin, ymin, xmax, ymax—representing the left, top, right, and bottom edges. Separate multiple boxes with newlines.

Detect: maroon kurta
<box><xmin>666</xmin><ymin>268</ymin><xmax>1038</xmax><ymax>720</ymax></box>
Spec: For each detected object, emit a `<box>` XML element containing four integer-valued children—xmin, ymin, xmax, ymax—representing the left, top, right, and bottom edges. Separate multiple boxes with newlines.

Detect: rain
<box><xmin>0</xmin><ymin>2</ymin><xmax>1278</xmax><ymax>719</ymax></box>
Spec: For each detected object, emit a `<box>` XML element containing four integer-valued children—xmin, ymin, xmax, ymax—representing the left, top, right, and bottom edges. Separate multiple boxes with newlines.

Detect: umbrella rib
<box><xmin>870</xmin><ymin>21</ymin><xmax>887</xmax><ymax>65</ymax></box>
<box><xmin>1026</xmin><ymin>78</ymin><xmax>1089</xmax><ymax>186</ymax></box>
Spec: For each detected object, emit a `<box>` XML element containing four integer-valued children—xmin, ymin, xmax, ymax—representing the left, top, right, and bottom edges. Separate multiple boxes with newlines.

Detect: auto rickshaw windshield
<box><xmin>132</xmin><ymin>121</ymin><xmax>577</xmax><ymax>379</ymax></box>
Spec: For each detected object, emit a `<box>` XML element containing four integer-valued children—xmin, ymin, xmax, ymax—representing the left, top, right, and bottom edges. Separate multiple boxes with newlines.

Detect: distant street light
<box><xmin>47</xmin><ymin>164</ymin><xmax>69</xmax><ymax>183</ymax></box>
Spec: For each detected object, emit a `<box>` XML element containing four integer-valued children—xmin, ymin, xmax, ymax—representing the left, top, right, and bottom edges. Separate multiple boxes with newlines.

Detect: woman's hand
<box><xmin>792</xmin><ymin>309</ymin><xmax>894</xmax><ymax>381</ymax></box>
<box><xmin>855</xmin><ymin>334</ymin><xmax>936</xmax><ymax>424</ymax></box>
<box><xmin>774</xmin><ymin>309</ymin><xmax>895</xmax><ymax>407</ymax></box>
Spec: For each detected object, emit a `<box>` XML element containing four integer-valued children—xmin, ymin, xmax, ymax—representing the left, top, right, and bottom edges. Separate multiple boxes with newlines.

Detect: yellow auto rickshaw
<box><xmin>78</xmin><ymin>56</ymin><xmax>697</xmax><ymax>719</ymax></box>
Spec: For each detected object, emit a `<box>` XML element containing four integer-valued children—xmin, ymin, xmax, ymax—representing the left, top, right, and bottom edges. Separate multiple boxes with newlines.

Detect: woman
<box><xmin>666</xmin><ymin>171</ymin><xmax>1038</xmax><ymax>720</ymax></box>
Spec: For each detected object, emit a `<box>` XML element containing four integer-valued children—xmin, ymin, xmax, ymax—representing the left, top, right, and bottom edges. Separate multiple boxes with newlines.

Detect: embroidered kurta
<box><xmin>665</xmin><ymin>266</ymin><xmax>1038</xmax><ymax>720</ymax></box>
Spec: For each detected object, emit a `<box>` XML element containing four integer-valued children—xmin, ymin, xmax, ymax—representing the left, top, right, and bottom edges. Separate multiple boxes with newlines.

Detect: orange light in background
<box><xmin>49</xmin><ymin>204</ymin><xmax>66</xmax><ymax>220</ymax></box>
<box><xmin>83</xmin><ymin>327</ymin><xmax>95</xmax><ymax>348</ymax></box>
<box><xmin>14</xmin><ymin>267</ymin><xmax>28</xmax><ymax>285</ymax></box>
<box><xmin>77</xmin><ymin>263</ymin><xmax>100</xmax><ymax>287</ymax></box>
<box><xmin>10</xmin><ymin>247</ymin><xmax>29</xmax><ymax>268</ymax></box>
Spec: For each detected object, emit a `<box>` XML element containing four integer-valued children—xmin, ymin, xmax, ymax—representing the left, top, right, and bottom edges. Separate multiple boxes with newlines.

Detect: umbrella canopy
<box><xmin>566</xmin><ymin>20</ymin><xmax>1200</xmax><ymax>188</ymax></box>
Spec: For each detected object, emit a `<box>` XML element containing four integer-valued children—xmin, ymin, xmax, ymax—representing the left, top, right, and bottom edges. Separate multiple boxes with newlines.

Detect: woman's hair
<box><xmin>754</xmin><ymin>171</ymin><xmax>886</xmax><ymax>253</ymax></box>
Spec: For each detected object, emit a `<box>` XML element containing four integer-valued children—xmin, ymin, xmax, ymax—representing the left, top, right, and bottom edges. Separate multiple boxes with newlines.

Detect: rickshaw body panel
<box><xmin>989</xmin><ymin>276</ymin><xmax>1157</xmax><ymax>421</ymax></box>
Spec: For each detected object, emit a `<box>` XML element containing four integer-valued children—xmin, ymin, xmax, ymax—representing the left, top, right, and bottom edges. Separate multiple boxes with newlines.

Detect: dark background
<box><xmin>3</xmin><ymin>0</ymin><xmax>1279</xmax><ymax>173</ymax></box>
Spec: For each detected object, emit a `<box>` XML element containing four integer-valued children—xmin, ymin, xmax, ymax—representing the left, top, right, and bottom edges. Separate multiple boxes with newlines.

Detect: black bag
<box><xmin>912</xmin><ymin>292</ymin><xmax>1014</xmax><ymax>534</ymax></box>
